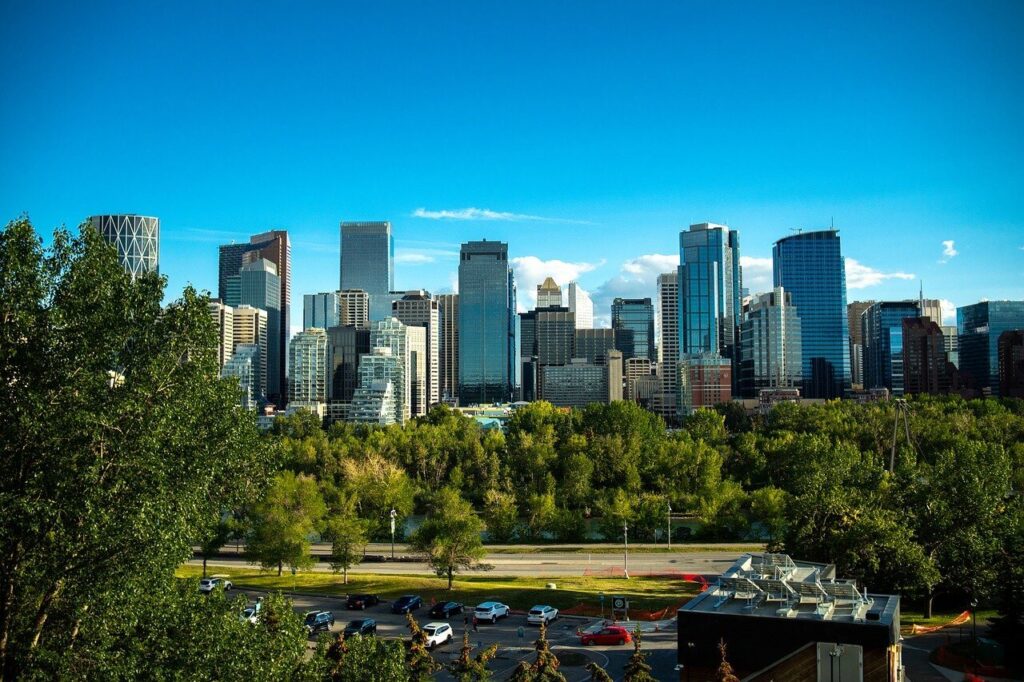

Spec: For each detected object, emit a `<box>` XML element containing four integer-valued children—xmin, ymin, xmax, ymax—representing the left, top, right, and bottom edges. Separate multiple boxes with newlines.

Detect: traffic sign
<box><xmin>612</xmin><ymin>596</ymin><xmax>627</xmax><ymax>610</ymax></box>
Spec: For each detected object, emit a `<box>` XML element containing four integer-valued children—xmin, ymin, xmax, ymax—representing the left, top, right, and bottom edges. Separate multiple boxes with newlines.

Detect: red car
<box><xmin>580</xmin><ymin>625</ymin><xmax>632</xmax><ymax>646</ymax></box>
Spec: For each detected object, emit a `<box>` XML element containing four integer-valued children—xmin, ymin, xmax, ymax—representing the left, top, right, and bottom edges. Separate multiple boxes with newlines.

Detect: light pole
<box><xmin>667</xmin><ymin>502</ymin><xmax>672</xmax><ymax>550</ymax></box>
<box><xmin>971</xmin><ymin>597</ymin><xmax>978</xmax><ymax>667</ymax></box>
<box><xmin>389</xmin><ymin>508</ymin><xmax>397</xmax><ymax>560</ymax></box>
<box><xmin>623</xmin><ymin>520</ymin><xmax>629</xmax><ymax>579</ymax></box>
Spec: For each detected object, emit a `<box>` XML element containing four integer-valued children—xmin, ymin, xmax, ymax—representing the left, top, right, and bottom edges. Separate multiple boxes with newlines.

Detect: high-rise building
<box><xmin>847</xmin><ymin>301</ymin><xmax>874</xmax><ymax>389</ymax></box>
<box><xmin>612</xmin><ymin>298</ymin><xmax>655</xmax><ymax>361</ymax></box>
<box><xmin>351</xmin><ymin>349</ymin><xmax>400</xmax><ymax>425</ymax></box>
<box><xmin>540</xmin><ymin>359</ymin><xmax>613</xmax><ymax>408</ymax></box>
<box><xmin>326</xmin><ymin>325</ymin><xmax>370</xmax><ymax>403</ymax></box>
<box><xmin>437</xmin><ymin>294</ymin><xmax>459</xmax><ymax>402</ymax></box>
<box><xmin>537</xmin><ymin>277</ymin><xmax>563</xmax><ymax>308</ymax></box>
<box><xmin>340</xmin><ymin>221</ymin><xmax>394</xmax><ymax>321</ymax></box>
<box><xmin>738</xmin><ymin>287</ymin><xmax>803</xmax><ymax>398</ymax></box>
<box><xmin>338</xmin><ymin>289</ymin><xmax>370</xmax><ymax>329</ymax></box>
<box><xmin>772</xmin><ymin>230</ymin><xmax>851</xmax><ymax>399</ymax></box>
<box><xmin>231</xmin><ymin>305</ymin><xmax>268</xmax><ymax>402</ymax></box>
<box><xmin>566</xmin><ymin>282</ymin><xmax>594</xmax><ymax>330</ymax></box>
<box><xmin>657</xmin><ymin>272</ymin><xmax>680</xmax><ymax>420</ymax></box>
<box><xmin>89</xmin><ymin>214</ymin><xmax>159</xmax><ymax>277</ymax></box>
<box><xmin>958</xmin><ymin>301</ymin><xmax>1024</xmax><ymax>396</ymax></box>
<box><xmin>679</xmin><ymin>355</ymin><xmax>733</xmax><ymax>413</ymax></box>
<box><xmin>863</xmin><ymin>301</ymin><xmax>920</xmax><ymax>395</ymax></box>
<box><xmin>392</xmin><ymin>292</ymin><xmax>440</xmax><ymax>408</ymax></box>
<box><xmin>575</xmin><ymin>329</ymin><xmax>616</xmax><ymax>365</ymax></box>
<box><xmin>458</xmin><ymin>241</ymin><xmax>517</xmax><ymax>404</ymax></box>
<box><xmin>998</xmin><ymin>330</ymin><xmax>1024</xmax><ymax>398</ymax></box>
<box><xmin>218</xmin><ymin>230</ymin><xmax>291</xmax><ymax>405</ymax></box>
<box><xmin>369</xmin><ymin>318</ymin><xmax>427</xmax><ymax>422</ymax></box>
<box><xmin>233</xmin><ymin>258</ymin><xmax>283</xmax><ymax>404</ymax></box>
<box><xmin>222</xmin><ymin>344</ymin><xmax>259</xmax><ymax>410</ymax></box>
<box><xmin>536</xmin><ymin>307</ymin><xmax>575</xmax><ymax>367</ymax></box>
<box><xmin>288</xmin><ymin>328</ymin><xmax>329</xmax><ymax>405</ymax></box>
<box><xmin>624</xmin><ymin>357</ymin><xmax>655</xmax><ymax>404</ymax></box>
<box><xmin>679</xmin><ymin>223</ymin><xmax>742</xmax><ymax>358</ymax></box>
<box><xmin>902</xmin><ymin>317</ymin><xmax>951</xmax><ymax>396</ymax></box>
<box><xmin>607</xmin><ymin>349</ymin><xmax>624</xmax><ymax>402</ymax></box>
<box><xmin>918</xmin><ymin>298</ymin><xmax>943</xmax><ymax>324</ymax></box>
<box><xmin>304</xmin><ymin>292</ymin><xmax>341</xmax><ymax>330</ymax></box>
<box><xmin>208</xmin><ymin>301</ymin><xmax>235</xmax><ymax>369</ymax></box>
<box><xmin>941</xmin><ymin>326</ymin><xmax>959</xmax><ymax>367</ymax></box>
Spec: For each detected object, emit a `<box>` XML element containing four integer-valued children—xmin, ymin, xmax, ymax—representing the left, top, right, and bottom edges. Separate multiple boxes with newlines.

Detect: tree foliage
<box><xmin>248</xmin><ymin>471</ymin><xmax>326</xmax><ymax>575</ymax></box>
<box><xmin>410</xmin><ymin>488</ymin><xmax>488</xmax><ymax>589</ymax></box>
<box><xmin>447</xmin><ymin>630</ymin><xmax>498</xmax><ymax>682</ymax></box>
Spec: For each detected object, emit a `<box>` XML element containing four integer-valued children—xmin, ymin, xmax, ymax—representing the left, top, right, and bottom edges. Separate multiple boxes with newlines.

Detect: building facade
<box><xmin>222</xmin><ymin>344</ymin><xmax>259</xmax><ymax>410</ymax></box>
<box><xmin>678</xmin><ymin>223</ymin><xmax>741</xmax><ymax>359</ymax></box>
<box><xmin>233</xmin><ymin>258</ymin><xmax>283</xmax><ymax>404</ymax></box>
<box><xmin>339</xmin><ymin>221</ymin><xmax>393</xmax><ymax>320</ymax></box>
<box><xmin>536</xmin><ymin>277</ymin><xmax>562</xmax><ymax>308</ymax></box>
<box><xmin>369</xmin><ymin>317</ymin><xmax>427</xmax><ymax>422</ymax></box>
<box><xmin>350</xmin><ymin>349</ymin><xmax>400</xmax><ymax>425</ymax></box>
<box><xmin>539</xmin><ymin>359</ymin><xmax>609</xmax><ymax>408</ymax></box>
<box><xmin>337</xmin><ymin>289</ymin><xmax>370</xmax><ymax>330</ymax></box>
<box><xmin>772</xmin><ymin>230</ymin><xmax>851</xmax><ymax>399</ymax></box>
<box><xmin>457</xmin><ymin>241</ymin><xmax>517</xmax><ymax>404</ymax></box>
<box><xmin>957</xmin><ymin>300</ymin><xmax>1024</xmax><ymax>396</ymax></box>
<box><xmin>89</xmin><ymin>214</ymin><xmax>160</xmax><ymax>277</ymax></box>
<box><xmin>902</xmin><ymin>317</ymin><xmax>951</xmax><ymax>395</ymax></box>
<box><xmin>566</xmin><ymin>282</ymin><xmax>594</xmax><ymax>329</ymax></box>
<box><xmin>288</xmin><ymin>328</ymin><xmax>329</xmax><ymax>405</ymax></box>
<box><xmin>208</xmin><ymin>300</ymin><xmax>235</xmax><ymax>369</ymax></box>
<box><xmin>612</xmin><ymin>298</ymin><xmax>655</xmax><ymax>361</ymax></box>
<box><xmin>738</xmin><ymin>287</ymin><xmax>803</xmax><ymax>398</ymax></box>
<box><xmin>847</xmin><ymin>300</ymin><xmax>874</xmax><ymax>390</ymax></box>
<box><xmin>863</xmin><ymin>301</ymin><xmax>920</xmax><ymax>395</ymax></box>
<box><xmin>326</xmin><ymin>325</ymin><xmax>370</xmax><ymax>403</ymax></box>
<box><xmin>392</xmin><ymin>292</ymin><xmax>440</xmax><ymax>408</ymax></box>
<box><xmin>436</xmin><ymin>293</ymin><xmax>459</xmax><ymax>402</ymax></box>
<box><xmin>303</xmin><ymin>291</ymin><xmax>340</xmax><ymax>330</ymax></box>
<box><xmin>536</xmin><ymin>307</ymin><xmax>575</xmax><ymax>366</ymax></box>
<box><xmin>679</xmin><ymin>354</ymin><xmax>733</xmax><ymax>413</ymax></box>
<box><xmin>998</xmin><ymin>330</ymin><xmax>1024</xmax><ymax>398</ymax></box>
<box><xmin>574</xmin><ymin>328</ymin><xmax>616</xmax><ymax>365</ymax></box>
<box><xmin>657</xmin><ymin>271</ymin><xmax>680</xmax><ymax>421</ymax></box>
<box><xmin>231</xmin><ymin>305</ymin><xmax>268</xmax><ymax>402</ymax></box>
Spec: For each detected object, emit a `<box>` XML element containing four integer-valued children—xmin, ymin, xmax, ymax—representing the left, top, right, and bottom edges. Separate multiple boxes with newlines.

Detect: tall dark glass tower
<box><xmin>457</xmin><ymin>241</ymin><xmax>517</xmax><ymax>404</ymax></box>
<box><xmin>958</xmin><ymin>300</ymin><xmax>1024</xmax><ymax>396</ymax></box>
<box><xmin>611</xmin><ymin>298</ymin><xmax>655</xmax><ymax>361</ymax></box>
<box><xmin>863</xmin><ymin>301</ymin><xmax>920</xmax><ymax>395</ymax></box>
<box><xmin>678</xmin><ymin>223</ymin><xmax>741</xmax><ymax>357</ymax></box>
<box><xmin>773</xmin><ymin>230</ymin><xmax>851</xmax><ymax>399</ymax></box>
<box><xmin>340</xmin><ymin>221</ymin><xmax>394</xmax><ymax>321</ymax></box>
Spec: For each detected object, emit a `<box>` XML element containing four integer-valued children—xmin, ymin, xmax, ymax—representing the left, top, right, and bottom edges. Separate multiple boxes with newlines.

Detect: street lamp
<box><xmin>971</xmin><ymin>598</ymin><xmax>979</xmax><ymax>668</ymax></box>
<box><xmin>829</xmin><ymin>644</ymin><xmax>843</xmax><ymax>682</ymax></box>
<box><xmin>667</xmin><ymin>502</ymin><xmax>672</xmax><ymax>550</ymax></box>
<box><xmin>623</xmin><ymin>520</ymin><xmax>629</xmax><ymax>579</ymax></box>
<box><xmin>389</xmin><ymin>508</ymin><xmax>397</xmax><ymax>560</ymax></box>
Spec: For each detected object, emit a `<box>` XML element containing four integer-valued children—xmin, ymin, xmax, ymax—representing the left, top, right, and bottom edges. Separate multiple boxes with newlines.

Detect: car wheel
<box><xmin>618</xmin><ymin>638</ymin><xmax>625</xmax><ymax>645</ymax></box>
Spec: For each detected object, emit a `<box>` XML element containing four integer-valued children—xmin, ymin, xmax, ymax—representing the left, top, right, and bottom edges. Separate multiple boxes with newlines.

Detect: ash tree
<box><xmin>409</xmin><ymin>487</ymin><xmax>488</xmax><ymax>589</ymax></box>
<box><xmin>0</xmin><ymin>218</ymin><xmax>283</xmax><ymax>678</ymax></box>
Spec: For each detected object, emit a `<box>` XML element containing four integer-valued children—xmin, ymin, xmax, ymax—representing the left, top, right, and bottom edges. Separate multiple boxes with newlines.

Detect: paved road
<box><xmin>195</xmin><ymin>543</ymin><xmax>749</xmax><ymax>577</ymax></box>
<box><xmin>233</xmin><ymin>588</ymin><xmax>679</xmax><ymax>681</ymax></box>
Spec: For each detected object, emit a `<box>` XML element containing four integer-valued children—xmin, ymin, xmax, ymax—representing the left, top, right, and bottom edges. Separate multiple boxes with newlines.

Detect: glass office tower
<box><xmin>772</xmin><ymin>230</ymin><xmax>851</xmax><ymax>399</ymax></box>
<box><xmin>862</xmin><ymin>301</ymin><xmax>920</xmax><ymax>395</ymax></box>
<box><xmin>611</xmin><ymin>298</ymin><xmax>655</xmax><ymax>361</ymax></box>
<box><xmin>678</xmin><ymin>223</ymin><xmax>741</xmax><ymax>357</ymax></box>
<box><xmin>458</xmin><ymin>241</ymin><xmax>517</xmax><ymax>404</ymax></box>
<box><xmin>237</xmin><ymin>259</ymin><xmax>282</xmax><ymax>403</ymax></box>
<box><xmin>340</xmin><ymin>221</ymin><xmax>394</xmax><ymax>320</ymax></box>
<box><xmin>958</xmin><ymin>300</ymin><xmax>1024</xmax><ymax>396</ymax></box>
<box><xmin>89</xmin><ymin>214</ymin><xmax>160</xmax><ymax>277</ymax></box>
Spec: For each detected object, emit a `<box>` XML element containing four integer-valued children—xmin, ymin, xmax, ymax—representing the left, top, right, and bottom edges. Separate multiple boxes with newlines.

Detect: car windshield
<box><xmin>304</xmin><ymin>614</ymin><xmax>318</xmax><ymax>624</ymax></box>
<box><xmin>424</xmin><ymin>627</ymin><xmax>437</xmax><ymax>635</ymax></box>
<box><xmin>475</xmin><ymin>606</ymin><xmax>490</xmax><ymax>611</ymax></box>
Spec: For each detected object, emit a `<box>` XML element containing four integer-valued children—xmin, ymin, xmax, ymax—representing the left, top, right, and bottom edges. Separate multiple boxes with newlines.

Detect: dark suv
<box><xmin>346</xmin><ymin>594</ymin><xmax>380</xmax><ymax>610</ymax></box>
<box><xmin>343</xmin><ymin>618</ymin><xmax>377</xmax><ymax>637</ymax></box>
<box><xmin>391</xmin><ymin>595</ymin><xmax>423</xmax><ymax>614</ymax></box>
<box><xmin>304</xmin><ymin>610</ymin><xmax>335</xmax><ymax>634</ymax></box>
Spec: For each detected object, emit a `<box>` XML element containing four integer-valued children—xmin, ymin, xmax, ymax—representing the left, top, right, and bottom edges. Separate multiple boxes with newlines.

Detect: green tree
<box><xmin>249</xmin><ymin>471</ymin><xmax>327</xmax><ymax>575</ymax></box>
<box><xmin>410</xmin><ymin>488</ymin><xmax>488</xmax><ymax>589</ymax></box>
<box><xmin>482</xmin><ymin>488</ymin><xmax>520</xmax><ymax>543</ymax></box>
<box><xmin>509</xmin><ymin>624</ymin><xmax>567</xmax><ymax>682</ymax></box>
<box><xmin>323</xmin><ymin>631</ymin><xmax>408</xmax><ymax>681</ymax></box>
<box><xmin>585</xmin><ymin>661</ymin><xmax>614</xmax><ymax>681</ymax></box>
<box><xmin>405</xmin><ymin>612</ymin><xmax>439</xmax><ymax>681</ymax></box>
<box><xmin>326</xmin><ymin>504</ymin><xmax>369</xmax><ymax>585</ymax></box>
<box><xmin>0</xmin><ymin>218</ymin><xmax>278</xmax><ymax>678</ymax></box>
<box><xmin>749</xmin><ymin>486</ymin><xmax>787</xmax><ymax>547</ymax></box>
<box><xmin>198</xmin><ymin>515</ymin><xmax>234</xmax><ymax>578</ymax></box>
<box><xmin>447</xmin><ymin>630</ymin><xmax>498</xmax><ymax>681</ymax></box>
<box><xmin>623</xmin><ymin>629</ymin><xmax>655</xmax><ymax>681</ymax></box>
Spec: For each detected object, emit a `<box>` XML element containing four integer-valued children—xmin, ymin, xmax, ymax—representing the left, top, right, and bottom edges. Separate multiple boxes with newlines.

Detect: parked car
<box><xmin>580</xmin><ymin>625</ymin><xmax>632</xmax><ymax>646</ymax></box>
<box><xmin>304</xmin><ymin>610</ymin><xmax>335</xmax><ymax>634</ymax></box>
<box><xmin>346</xmin><ymin>594</ymin><xmax>380</xmax><ymax>610</ymax></box>
<box><xmin>198</xmin><ymin>577</ymin><xmax>233</xmax><ymax>593</ymax></box>
<box><xmin>421</xmin><ymin>622</ymin><xmax>453</xmax><ymax>649</ymax></box>
<box><xmin>391</xmin><ymin>595</ymin><xmax>423</xmax><ymax>614</ymax></box>
<box><xmin>474</xmin><ymin>601</ymin><xmax>510</xmax><ymax>624</ymax></box>
<box><xmin>527</xmin><ymin>605</ymin><xmax>558</xmax><ymax>625</ymax></box>
<box><xmin>342</xmin><ymin>618</ymin><xmax>377</xmax><ymax>637</ymax></box>
<box><xmin>239</xmin><ymin>607</ymin><xmax>259</xmax><ymax>624</ymax></box>
<box><xmin>429</xmin><ymin>601</ymin><xmax>464</xmax><ymax>618</ymax></box>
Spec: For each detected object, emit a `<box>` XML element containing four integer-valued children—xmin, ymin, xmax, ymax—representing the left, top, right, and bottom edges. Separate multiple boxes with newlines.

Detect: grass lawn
<box><xmin>901</xmin><ymin>609</ymin><xmax>997</xmax><ymax>629</ymax></box>
<box><xmin>176</xmin><ymin>565</ymin><xmax>699</xmax><ymax>616</ymax></box>
<box><xmin>484</xmin><ymin>544</ymin><xmax>766</xmax><ymax>555</ymax></box>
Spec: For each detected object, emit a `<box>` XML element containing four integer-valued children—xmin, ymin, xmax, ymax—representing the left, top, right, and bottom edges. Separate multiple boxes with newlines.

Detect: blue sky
<box><xmin>2</xmin><ymin>1</ymin><xmax>1023</xmax><ymax>332</ymax></box>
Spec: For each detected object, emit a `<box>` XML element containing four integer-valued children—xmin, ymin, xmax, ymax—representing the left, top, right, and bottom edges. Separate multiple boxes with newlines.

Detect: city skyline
<box><xmin>2</xmin><ymin>3</ymin><xmax>1023</xmax><ymax>336</ymax></box>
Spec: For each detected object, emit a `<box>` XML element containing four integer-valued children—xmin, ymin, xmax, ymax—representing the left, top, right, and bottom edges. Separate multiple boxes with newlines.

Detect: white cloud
<box><xmin>591</xmin><ymin>253</ymin><xmax>679</xmax><ymax>327</ymax></box>
<box><xmin>511</xmin><ymin>256</ymin><xmax>603</xmax><ymax>311</ymax></box>
<box><xmin>740</xmin><ymin>256</ymin><xmax>773</xmax><ymax>294</ymax></box>
<box><xmin>845</xmin><ymin>258</ymin><xmax>915</xmax><ymax>289</ymax></box>
<box><xmin>412</xmin><ymin>207</ymin><xmax>591</xmax><ymax>224</ymax></box>
<box><xmin>394</xmin><ymin>247</ymin><xmax>459</xmax><ymax>265</ymax></box>
<box><xmin>939</xmin><ymin>299</ymin><xmax>957</xmax><ymax>326</ymax></box>
<box><xmin>938</xmin><ymin>239</ymin><xmax>959</xmax><ymax>264</ymax></box>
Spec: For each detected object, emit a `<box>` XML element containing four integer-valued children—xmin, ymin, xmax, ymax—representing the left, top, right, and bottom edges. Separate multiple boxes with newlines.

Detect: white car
<box><xmin>198</xmin><ymin>577</ymin><xmax>233</xmax><ymax>593</ymax></box>
<box><xmin>474</xmin><ymin>601</ymin><xmax>510</xmax><ymax>624</ymax></box>
<box><xmin>240</xmin><ymin>607</ymin><xmax>259</xmax><ymax>624</ymax></box>
<box><xmin>527</xmin><ymin>605</ymin><xmax>558</xmax><ymax>625</ymax></box>
<box><xmin>422</xmin><ymin>622</ymin><xmax>453</xmax><ymax>649</ymax></box>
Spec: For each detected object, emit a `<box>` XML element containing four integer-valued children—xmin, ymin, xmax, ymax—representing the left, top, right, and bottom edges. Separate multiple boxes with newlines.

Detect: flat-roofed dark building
<box><xmin>575</xmin><ymin>328</ymin><xmax>616</xmax><ymax>365</ymax></box>
<box><xmin>326</xmin><ymin>325</ymin><xmax>370</xmax><ymax>403</ymax></box>
<box><xmin>902</xmin><ymin>317</ymin><xmax>952</xmax><ymax>395</ymax></box>
<box><xmin>999</xmin><ymin>329</ymin><xmax>1024</xmax><ymax>398</ymax></box>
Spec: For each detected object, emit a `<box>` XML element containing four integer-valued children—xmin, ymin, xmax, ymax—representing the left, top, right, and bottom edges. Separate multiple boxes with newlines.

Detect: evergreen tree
<box><xmin>447</xmin><ymin>630</ymin><xmax>498</xmax><ymax>681</ymax></box>
<box><xmin>623</xmin><ymin>628</ymin><xmax>655</xmax><ymax>681</ymax></box>
<box><xmin>715</xmin><ymin>639</ymin><xmax>740</xmax><ymax>682</ymax></box>
<box><xmin>405</xmin><ymin>612</ymin><xmax>439</xmax><ymax>681</ymax></box>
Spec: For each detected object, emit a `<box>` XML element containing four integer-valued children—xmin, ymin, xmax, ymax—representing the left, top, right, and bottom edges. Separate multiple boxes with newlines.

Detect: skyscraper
<box><xmin>350</xmin><ymin>350</ymin><xmax>399</xmax><ymax>425</ymax></box>
<box><xmin>326</xmin><ymin>325</ymin><xmax>370</xmax><ymax>403</ymax></box>
<box><xmin>338</xmin><ymin>289</ymin><xmax>370</xmax><ymax>329</ymax></box>
<box><xmin>566</xmin><ymin>282</ymin><xmax>594</xmax><ymax>330</ymax></box>
<box><xmin>902</xmin><ymin>317</ymin><xmax>951</xmax><ymax>396</ymax></box>
<box><xmin>89</xmin><ymin>214</ymin><xmax>159</xmax><ymax>277</ymax></box>
<box><xmin>436</xmin><ymin>294</ymin><xmax>459</xmax><ymax>402</ymax></box>
<box><xmin>304</xmin><ymin>291</ymin><xmax>340</xmax><ymax>330</ymax></box>
<box><xmin>340</xmin><ymin>221</ymin><xmax>394</xmax><ymax>321</ymax></box>
<box><xmin>611</xmin><ymin>298</ymin><xmax>655</xmax><ymax>361</ymax></box>
<box><xmin>231</xmin><ymin>305</ymin><xmax>268</xmax><ymax>402</ymax></box>
<box><xmin>369</xmin><ymin>317</ymin><xmax>427</xmax><ymax>422</ymax></box>
<box><xmin>536</xmin><ymin>307</ymin><xmax>575</xmax><ymax>367</ymax></box>
<box><xmin>656</xmin><ymin>272</ymin><xmax>680</xmax><ymax>420</ymax></box>
<box><xmin>537</xmin><ymin>277</ymin><xmax>562</xmax><ymax>308</ymax></box>
<box><xmin>289</xmin><ymin>328</ymin><xmax>329</xmax><ymax>405</ymax></box>
<box><xmin>218</xmin><ymin>230</ymin><xmax>291</xmax><ymax>405</ymax></box>
<box><xmin>772</xmin><ymin>230</ymin><xmax>851</xmax><ymax>399</ymax></box>
<box><xmin>575</xmin><ymin>329</ymin><xmax>616</xmax><ymax>365</ymax></box>
<box><xmin>393</xmin><ymin>292</ymin><xmax>440</xmax><ymax>408</ymax></box>
<box><xmin>678</xmin><ymin>223</ymin><xmax>742</xmax><ymax>358</ymax></box>
<box><xmin>457</xmin><ymin>241</ymin><xmax>517</xmax><ymax>404</ymax></box>
<box><xmin>208</xmin><ymin>300</ymin><xmax>235</xmax><ymax>369</ymax></box>
<box><xmin>222</xmin><ymin>344</ymin><xmax>259</xmax><ymax>410</ymax></box>
<box><xmin>236</xmin><ymin>259</ymin><xmax>282</xmax><ymax>404</ymax></box>
<box><xmin>863</xmin><ymin>301</ymin><xmax>920</xmax><ymax>395</ymax></box>
<box><xmin>738</xmin><ymin>287</ymin><xmax>802</xmax><ymax>398</ymax></box>
<box><xmin>998</xmin><ymin>330</ymin><xmax>1024</xmax><ymax>399</ymax></box>
<box><xmin>957</xmin><ymin>300</ymin><xmax>1024</xmax><ymax>396</ymax></box>
<box><xmin>847</xmin><ymin>301</ymin><xmax>874</xmax><ymax>390</ymax></box>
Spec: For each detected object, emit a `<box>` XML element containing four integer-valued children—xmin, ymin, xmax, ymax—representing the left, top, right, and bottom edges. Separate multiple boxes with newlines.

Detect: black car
<box><xmin>304</xmin><ymin>610</ymin><xmax>335</xmax><ymax>634</ymax></box>
<box><xmin>391</xmin><ymin>595</ymin><xmax>423</xmax><ymax>614</ymax></box>
<box><xmin>429</xmin><ymin>601</ymin><xmax>464</xmax><ymax>618</ymax></box>
<box><xmin>342</xmin><ymin>618</ymin><xmax>377</xmax><ymax>637</ymax></box>
<box><xmin>346</xmin><ymin>594</ymin><xmax>380</xmax><ymax>610</ymax></box>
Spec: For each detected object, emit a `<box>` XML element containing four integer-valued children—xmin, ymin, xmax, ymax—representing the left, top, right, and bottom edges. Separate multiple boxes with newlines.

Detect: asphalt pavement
<box><xmin>235</xmin><ymin>588</ymin><xmax>681</xmax><ymax>681</ymax></box>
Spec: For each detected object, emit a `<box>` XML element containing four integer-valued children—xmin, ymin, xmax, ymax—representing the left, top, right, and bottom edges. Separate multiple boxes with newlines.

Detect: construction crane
<box><xmin>890</xmin><ymin>398</ymin><xmax>913</xmax><ymax>472</ymax></box>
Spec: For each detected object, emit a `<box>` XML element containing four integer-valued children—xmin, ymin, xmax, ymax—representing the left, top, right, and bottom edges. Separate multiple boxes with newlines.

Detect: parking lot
<box><xmin>237</xmin><ymin>589</ymin><xmax>681</xmax><ymax>681</ymax></box>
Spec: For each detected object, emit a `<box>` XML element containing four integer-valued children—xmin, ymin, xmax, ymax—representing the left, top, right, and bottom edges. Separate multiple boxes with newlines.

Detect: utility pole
<box><xmin>389</xmin><ymin>508</ymin><xmax>397</xmax><ymax>559</ymax></box>
<box><xmin>623</xmin><ymin>520</ymin><xmax>629</xmax><ymax>579</ymax></box>
<box><xmin>667</xmin><ymin>502</ymin><xmax>672</xmax><ymax>550</ymax></box>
